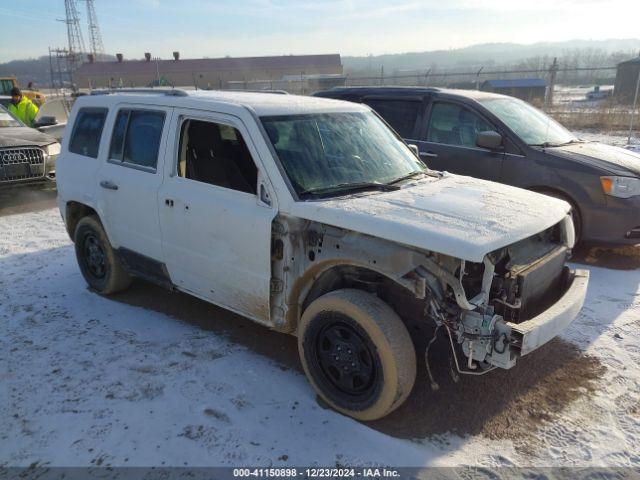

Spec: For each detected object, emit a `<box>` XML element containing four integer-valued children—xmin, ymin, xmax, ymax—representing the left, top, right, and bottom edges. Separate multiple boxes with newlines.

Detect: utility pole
<box><xmin>85</xmin><ymin>0</ymin><xmax>105</xmax><ymax>59</ymax></box>
<box><xmin>628</xmin><ymin>67</ymin><xmax>640</xmax><ymax>145</ymax></box>
<box><xmin>475</xmin><ymin>66</ymin><xmax>484</xmax><ymax>90</ymax></box>
<box><xmin>547</xmin><ymin>57</ymin><xmax>558</xmax><ymax>106</ymax></box>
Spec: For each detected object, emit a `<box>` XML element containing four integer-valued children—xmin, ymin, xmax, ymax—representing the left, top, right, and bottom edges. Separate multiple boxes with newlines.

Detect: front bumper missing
<box><xmin>488</xmin><ymin>268</ymin><xmax>589</xmax><ymax>369</ymax></box>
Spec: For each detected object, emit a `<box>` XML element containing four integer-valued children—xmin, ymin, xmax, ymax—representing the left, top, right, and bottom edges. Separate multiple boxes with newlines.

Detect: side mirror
<box><xmin>476</xmin><ymin>131</ymin><xmax>503</xmax><ymax>150</ymax></box>
<box><xmin>33</xmin><ymin>116</ymin><xmax>58</xmax><ymax>128</ymax></box>
<box><xmin>259</xmin><ymin>183</ymin><xmax>272</xmax><ymax>206</ymax></box>
<box><xmin>407</xmin><ymin>144</ymin><xmax>420</xmax><ymax>158</ymax></box>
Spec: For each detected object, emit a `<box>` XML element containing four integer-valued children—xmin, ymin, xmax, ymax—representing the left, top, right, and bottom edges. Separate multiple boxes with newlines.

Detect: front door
<box><xmin>413</xmin><ymin>100</ymin><xmax>504</xmax><ymax>181</ymax></box>
<box><xmin>158</xmin><ymin>110</ymin><xmax>276</xmax><ymax>324</ymax></box>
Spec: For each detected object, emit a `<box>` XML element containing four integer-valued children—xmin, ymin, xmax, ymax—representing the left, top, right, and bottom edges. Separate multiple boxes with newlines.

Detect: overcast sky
<box><xmin>0</xmin><ymin>0</ymin><xmax>638</xmax><ymax>62</ymax></box>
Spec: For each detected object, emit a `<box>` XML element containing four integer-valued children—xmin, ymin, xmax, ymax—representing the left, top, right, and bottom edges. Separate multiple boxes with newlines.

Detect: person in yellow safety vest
<box><xmin>8</xmin><ymin>87</ymin><xmax>39</xmax><ymax>128</ymax></box>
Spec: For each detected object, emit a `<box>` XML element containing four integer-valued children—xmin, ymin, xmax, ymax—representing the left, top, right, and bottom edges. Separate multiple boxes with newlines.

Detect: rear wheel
<box><xmin>298</xmin><ymin>289</ymin><xmax>416</xmax><ymax>421</ymax></box>
<box><xmin>74</xmin><ymin>215</ymin><xmax>132</xmax><ymax>294</ymax></box>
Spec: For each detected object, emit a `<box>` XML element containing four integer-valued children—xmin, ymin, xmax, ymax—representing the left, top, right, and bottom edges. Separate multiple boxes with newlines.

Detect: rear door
<box><xmin>97</xmin><ymin>105</ymin><xmax>172</xmax><ymax>262</ymax></box>
<box><xmin>157</xmin><ymin>109</ymin><xmax>277</xmax><ymax>324</ymax></box>
<box><xmin>414</xmin><ymin>99</ymin><xmax>504</xmax><ymax>180</ymax></box>
<box><xmin>58</xmin><ymin>107</ymin><xmax>108</xmax><ymax>210</ymax></box>
<box><xmin>361</xmin><ymin>96</ymin><xmax>424</xmax><ymax>142</ymax></box>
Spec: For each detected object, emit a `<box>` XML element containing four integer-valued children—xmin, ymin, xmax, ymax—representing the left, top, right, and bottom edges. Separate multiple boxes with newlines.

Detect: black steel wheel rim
<box><xmin>313</xmin><ymin>319</ymin><xmax>377</xmax><ymax>398</ymax></box>
<box><xmin>83</xmin><ymin>232</ymin><xmax>107</xmax><ymax>279</ymax></box>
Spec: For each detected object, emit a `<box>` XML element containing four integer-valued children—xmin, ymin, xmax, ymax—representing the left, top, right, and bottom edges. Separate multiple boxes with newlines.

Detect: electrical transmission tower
<box><xmin>61</xmin><ymin>0</ymin><xmax>87</xmax><ymax>69</ymax></box>
<box><xmin>85</xmin><ymin>0</ymin><xmax>105</xmax><ymax>58</ymax></box>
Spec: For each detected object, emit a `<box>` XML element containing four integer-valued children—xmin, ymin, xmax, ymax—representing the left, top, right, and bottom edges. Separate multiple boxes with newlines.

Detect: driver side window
<box><xmin>176</xmin><ymin>119</ymin><xmax>258</xmax><ymax>195</ymax></box>
<box><xmin>426</xmin><ymin>102</ymin><xmax>496</xmax><ymax>148</ymax></box>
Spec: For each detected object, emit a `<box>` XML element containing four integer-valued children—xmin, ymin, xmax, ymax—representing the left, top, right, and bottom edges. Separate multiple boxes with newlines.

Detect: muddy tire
<box><xmin>74</xmin><ymin>215</ymin><xmax>131</xmax><ymax>294</ymax></box>
<box><xmin>298</xmin><ymin>288</ymin><xmax>416</xmax><ymax>421</ymax></box>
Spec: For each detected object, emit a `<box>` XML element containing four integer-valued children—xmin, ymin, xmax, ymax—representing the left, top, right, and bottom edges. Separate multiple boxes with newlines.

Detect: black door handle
<box><xmin>165</xmin><ymin>198</ymin><xmax>174</xmax><ymax>207</ymax></box>
<box><xmin>99</xmin><ymin>180</ymin><xmax>118</xmax><ymax>190</ymax></box>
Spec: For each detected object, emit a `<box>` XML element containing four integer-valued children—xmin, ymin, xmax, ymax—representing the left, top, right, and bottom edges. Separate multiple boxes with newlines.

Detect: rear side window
<box><xmin>109</xmin><ymin>109</ymin><xmax>165</xmax><ymax>169</ymax></box>
<box><xmin>69</xmin><ymin>108</ymin><xmax>107</xmax><ymax>158</ymax></box>
<box><xmin>363</xmin><ymin>99</ymin><xmax>421</xmax><ymax>138</ymax></box>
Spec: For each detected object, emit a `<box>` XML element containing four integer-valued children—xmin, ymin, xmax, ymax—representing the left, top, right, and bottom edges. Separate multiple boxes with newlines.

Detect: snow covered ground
<box><xmin>1</xmin><ymin>209</ymin><xmax>639</xmax><ymax>469</ymax></box>
<box><xmin>574</xmin><ymin>129</ymin><xmax>640</xmax><ymax>151</ymax></box>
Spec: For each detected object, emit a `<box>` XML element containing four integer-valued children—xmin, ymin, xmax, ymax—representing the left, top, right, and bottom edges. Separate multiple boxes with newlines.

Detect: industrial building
<box><xmin>73</xmin><ymin>53</ymin><xmax>343</xmax><ymax>90</ymax></box>
<box><xmin>614</xmin><ymin>55</ymin><xmax>640</xmax><ymax>104</ymax></box>
<box><xmin>480</xmin><ymin>78</ymin><xmax>547</xmax><ymax>103</ymax></box>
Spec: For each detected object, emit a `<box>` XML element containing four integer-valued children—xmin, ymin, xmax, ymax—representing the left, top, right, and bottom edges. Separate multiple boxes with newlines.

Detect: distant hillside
<box><xmin>343</xmin><ymin>38</ymin><xmax>640</xmax><ymax>74</ymax></box>
<box><xmin>2</xmin><ymin>39</ymin><xmax>639</xmax><ymax>89</ymax></box>
<box><xmin>0</xmin><ymin>54</ymin><xmax>115</xmax><ymax>89</ymax></box>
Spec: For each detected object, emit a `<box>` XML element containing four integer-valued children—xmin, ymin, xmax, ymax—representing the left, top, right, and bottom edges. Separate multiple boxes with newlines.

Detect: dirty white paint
<box><xmin>289</xmin><ymin>174</ymin><xmax>570</xmax><ymax>262</ymax></box>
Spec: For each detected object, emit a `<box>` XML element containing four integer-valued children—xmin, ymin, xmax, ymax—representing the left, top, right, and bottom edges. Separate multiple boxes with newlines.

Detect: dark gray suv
<box><xmin>314</xmin><ymin>87</ymin><xmax>640</xmax><ymax>245</ymax></box>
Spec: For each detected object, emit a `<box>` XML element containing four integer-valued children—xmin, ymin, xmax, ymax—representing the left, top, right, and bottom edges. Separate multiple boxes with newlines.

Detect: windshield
<box><xmin>0</xmin><ymin>104</ymin><xmax>23</xmax><ymax>128</ymax></box>
<box><xmin>261</xmin><ymin>111</ymin><xmax>425</xmax><ymax>198</ymax></box>
<box><xmin>479</xmin><ymin>97</ymin><xmax>576</xmax><ymax>146</ymax></box>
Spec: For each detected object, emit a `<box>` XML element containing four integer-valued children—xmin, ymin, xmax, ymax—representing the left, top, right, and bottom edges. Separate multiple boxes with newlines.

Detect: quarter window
<box><xmin>69</xmin><ymin>108</ymin><xmax>107</xmax><ymax>158</ymax></box>
<box><xmin>426</xmin><ymin>102</ymin><xmax>496</xmax><ymax>148</ymax></box>
<box><xmin>109</xmin><ymin>109</ymin><xmax>165</xmax><ymax>169</ymax></box>
<box><xmin>177</xmin><ymin>119</ymin><xmax>257</xmax><ymax>194</ymax></box>
<box><xmin>363</xmin><ymin>99</ymin><xmax>421</xmax><ymax>138</ymax></box>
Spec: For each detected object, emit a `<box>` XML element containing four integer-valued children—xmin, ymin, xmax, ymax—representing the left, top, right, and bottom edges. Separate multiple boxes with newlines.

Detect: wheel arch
<box><xmin>528</xmin><ymin>186</ymin><xmax>582</xmax><ymax>233</ymax></box>
<box><xmin>65</xmin><ymin>201</ymin><xmax>99</xmax><ymax>241</ymax></box>
<box><xmin>287</xmin><ymin>261</ymin><xmax>426</xmax><ymax>336</ymax></box>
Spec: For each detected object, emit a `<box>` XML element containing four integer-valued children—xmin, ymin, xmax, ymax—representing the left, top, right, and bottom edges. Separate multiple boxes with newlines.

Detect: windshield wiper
<box><xmin>386</xmin><ymin>170</ymin><xmax>427</xmax><ymax>185</ymax></box>
<box><xmin>299</xmin><ymin>181</ymin><xmax>401</xmax><ymax>198</ymax></box>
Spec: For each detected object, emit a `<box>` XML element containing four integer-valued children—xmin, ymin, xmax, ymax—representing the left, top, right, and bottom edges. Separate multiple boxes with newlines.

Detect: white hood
<box><xmin>288</xmin><ymin>174</ymin><xmax>571</xmax><ymax>262</ymax></box>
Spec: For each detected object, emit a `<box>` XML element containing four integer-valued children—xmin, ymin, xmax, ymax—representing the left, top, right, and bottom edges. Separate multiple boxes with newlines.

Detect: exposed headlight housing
<box><xmin>600</xmin><ymin>176</ymin><xmax>640</xmax><ymax>199</ymax></box>
<box><xmin>44</xmin><ymin>142</ymin><xmax>61</xmax><ymax>157</ymax></box>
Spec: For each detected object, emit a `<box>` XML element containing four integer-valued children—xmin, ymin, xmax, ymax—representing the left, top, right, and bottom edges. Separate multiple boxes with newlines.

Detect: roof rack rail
<box><xmin>90</xmin><ymin>88</ymin><xmax>189</xmax><ymax>97</ymax></box>
<box><xmin>226</xmin><ymin>89</ymin><xmax>289</xmax><ymax>95</ymax></box>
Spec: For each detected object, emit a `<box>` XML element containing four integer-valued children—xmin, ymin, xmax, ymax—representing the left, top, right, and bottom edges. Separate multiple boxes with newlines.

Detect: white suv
<box><xmin>57</xmin><ymin>89</ymin><xmax>589</xmax><ymax>420</ymax></box>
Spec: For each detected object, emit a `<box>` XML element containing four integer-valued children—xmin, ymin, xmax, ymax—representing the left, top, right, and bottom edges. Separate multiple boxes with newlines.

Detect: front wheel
<box><xmin>538</xmin><ymin>190</ymin><xmax>582</xmax><ymax>243</ymax></box>
<box><xmin>298</xmin><ymin>289</ymin><xmax>416</xmax><ymax>421</ymax></box>
<box><xmin>74</xmin><ymin>215</ymin><xmax>132</xmax><ymax>294</ymax></box>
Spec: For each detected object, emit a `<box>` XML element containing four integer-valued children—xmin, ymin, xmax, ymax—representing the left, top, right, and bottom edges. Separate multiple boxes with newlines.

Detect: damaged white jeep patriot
<box><xmin>57</xmin><ymin>89</ymin><xmax>589</xmax><ymax>420</ymax></box>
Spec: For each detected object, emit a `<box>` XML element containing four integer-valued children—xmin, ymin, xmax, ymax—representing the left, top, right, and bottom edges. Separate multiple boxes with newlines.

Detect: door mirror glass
<box><xmin>476</xmin><ymin>130</ymin><xmax>503</xmax><ymax>150</ymax></box>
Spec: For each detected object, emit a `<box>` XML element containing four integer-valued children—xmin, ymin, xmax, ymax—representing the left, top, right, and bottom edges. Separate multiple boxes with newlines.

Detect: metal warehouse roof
<box><xmin>482</xmin><ymin>78</ymin><xmax>547</xmax><ymax>88</ymax></box>
<box><xmin>75</xmin><ymin>54</ymin><xmax>342</xmax><ymax>76</ymax></box>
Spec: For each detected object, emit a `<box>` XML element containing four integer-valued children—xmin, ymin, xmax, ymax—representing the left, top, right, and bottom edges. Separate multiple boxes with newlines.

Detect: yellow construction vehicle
<box><xmin>0</xmin><ymin>76</ymin><xmax>46</xmax><ymax>106</ymax></box>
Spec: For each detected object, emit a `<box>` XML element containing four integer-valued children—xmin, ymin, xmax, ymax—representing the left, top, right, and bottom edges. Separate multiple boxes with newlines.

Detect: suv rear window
<box><xmin>69</xmin><ymin>108</ymin><xmax>107</xmax><ymax>158</ymax></box>
<box><xmin>363</xmin><ymin>99</ymin><xmax>421</xmax><ymax>138</ymax></box>
<box><xmin>109</xmin><ymin>109</ymin><xmax>165</xmax><ymax>169</ymax></box>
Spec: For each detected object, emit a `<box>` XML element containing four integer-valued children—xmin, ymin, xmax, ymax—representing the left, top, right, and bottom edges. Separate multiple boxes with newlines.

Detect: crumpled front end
<box><xmin>425</xmin><ymin>213</ymin><xmax>588</xmax><ymax>371</ymax></box>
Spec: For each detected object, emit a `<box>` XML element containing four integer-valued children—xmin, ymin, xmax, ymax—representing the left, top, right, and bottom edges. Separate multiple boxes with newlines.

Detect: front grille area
<box><xmin>0</xmin><ymin>147</ymin><xmax>45</xmax><ymax>182</ymax></box>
